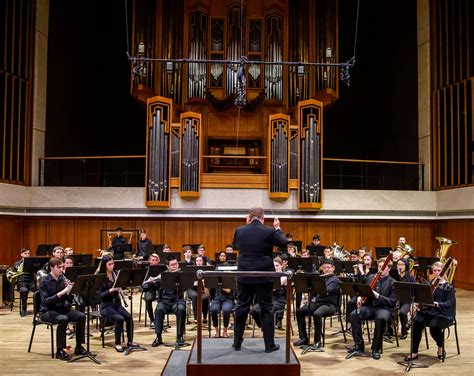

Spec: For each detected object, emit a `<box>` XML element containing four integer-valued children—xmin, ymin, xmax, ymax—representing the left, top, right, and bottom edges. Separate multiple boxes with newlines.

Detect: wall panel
<box><xmin>360</xmin><ymin>222</ymin><xmax>389</xmax><ymax>252</ymax></box>
<box><xmin>48</xmin><ymin>219</ymin><xmax>76</xmax><ymax>249</ymax></box>
<box><xmin>334</xmin><ymin>222</ymin><xmax>360</xmax><ymax>251</ymax></box>
<box><xmin>134</xmin><ymin>219</ymin><xmax>163</xmax><ymax>245</ymax></box>
<box><xmin>305</xmin><ymin>221</ymin><xmax>333</xmax><ymax>248</ymax></box>
<box><xmin>22</xmin><ymin>219</ymin><xmax>48</xmax><ymax>255</ymax></box>
<box><xmin>190</xmin><ymin>220</ymin><xmax>220</xmax><ymax>253</ymax></box>
<box><xmin>76</xmin><ymin>219</ymin><xmax>105</xmax><ymax>253</ymax></box>
<box><xmin>162</xmin><ymin>220</ymin><xmax>190</xmax><ymax>252</ymax></box>
<box><xmin>220</xmin><ymin>220</ymin><xmax>244</xmax><ymax>250</ymax></box>
<box><xmin>389</xmin><ymin>222</ymin><xmax>416</xmax><ymax>248</ymax></box>
<box><xmin>0</xmin><ymin>217</ymin><xmax>23</xmax><ymax>266</ymax></box>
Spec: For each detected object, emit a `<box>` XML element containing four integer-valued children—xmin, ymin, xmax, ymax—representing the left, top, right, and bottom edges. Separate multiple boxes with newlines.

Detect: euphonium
<box><xmin>332</xmin><ymin>243</ymin><xmax>350</xmax><ymax>261</ymax></box>
<box><xmin>435</xmin><ymin>236</ymin><xmax>457</xmax><ymax>283</ymax></box>
<box><xmin>6</xmin><ymin>260</ymin><xmax>25</xmax><ymax>284</ymax></box>
<box><xmin>398</xmin><ymin>243</ymin><xmax>415</xmax><ymax>271</ymax></box>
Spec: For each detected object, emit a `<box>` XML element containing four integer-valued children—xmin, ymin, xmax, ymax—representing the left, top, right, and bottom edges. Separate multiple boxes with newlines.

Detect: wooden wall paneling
<box><xmin>360</xmin><ymin>221</ymin><xmax>389</xmax><ymax>252</ymax></box>
<box><xmin>414</xmin><ymin>222</ymin><xmax>437</xmax><ymax>257</ymax></box>
<box><xmin>220</xmin><ymin>220</ymin><xmax>244</xmax><ymax>250</ymax></box>
<box><xmin>22</xmin><ymin>218</ymin><xmax>48</xmax><ymax>255</ymax></box>
<box><xmin>280</xmin><ymin>220</ymin><xmax>305</xmax><ymax>246</ymax></box>
<box><xmin>0</xmin><ymin>217</ymin><xmax>23</xmax><ymax>266</ymax></box>
<box><xmin>105</xmin><ymin>220</ymin><xmax>133</xmax><ymax>232</ymax></box>
<box><xmin>48</xmin><ymin>219</ymin><xmax>76</xmax><ymax>249</ymax></box>
<box><xmin>305</xmin><ymin>221</ymin><xmax>333</xmax><ymax>248</ymax></box>
<box><xmin>389</xmin><ymin>222</ymin><xmax>416</xmax><ymax>249</ymax></box>
<box><xmin>162</xmin><ymin>220</ymin><xmax>190</xmax><ymax>253</ymax></box>
<box><xmin>334</xmin><ymin>221</ymin><xmax>360</xmax><ymax>252</ymax></box>
<box><xmin>190</xmin><ymin>220</ymin><xmax>220</xmax><ymax>253</ymax></box>
<box><xmin>134</xmin><ymin>219</ymin><xmax>163</xmax><ymax>246</ymax></box>
<box><xmin>76</xmin><ymin>219</ymin><xmax>105</xmax><ymax>253</ymax></box>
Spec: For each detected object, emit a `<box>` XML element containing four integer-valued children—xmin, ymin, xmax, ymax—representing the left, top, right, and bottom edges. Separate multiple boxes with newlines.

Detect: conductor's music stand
<box><xmin>69</xmin><ymin>273</ymin><xmax>105</xmax><ymax>364</ymax></box>
<box><xmin>113</xmin><ymin>268</ymin><xmax>148</xmax><ymax>355</ymax></box>
<box><xmin>160</xmin><ymin>271</ymin><xmax>195</xmax><ymax>349</ymax></box>
<box><xmin>395</xmin><ymin>282</ymin><xmax>433</xmax><ymax>372</ymax></box>
<box><xmin>299</xmin><ymin>274</ymin><xmax>328</xmax><ymax>354</ymax></box>
<box><xmin>345</xmin><ymin>283</ymin><xmax>376</xmax><ymax>359</ymax></box>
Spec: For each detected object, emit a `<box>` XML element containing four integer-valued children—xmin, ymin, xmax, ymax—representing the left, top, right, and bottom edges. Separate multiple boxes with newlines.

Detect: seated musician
<box><xmin>152</xmin><ymin>255</ymin><xmax>186</xmax><ymax>347</ymax></box>
<box><xmin>11</xmin><ymin>248</ymin><xmax>35</xmax><ymax>317</ymax></box>
<box><xmin>350</xmin><ymin>250</ymin><xmax>359</xmax><ymax>262</ymax></box>
<box><xmin>182</xmin><ymin>246</ymin><xmax>194</xmax><ymax>266</ymax></box>
<box><xmin>142</xmin><ymin>253</ymin><xmax>160</xmax><ymax>327</ymax></box>
<box><xmin>217</xmin><ymin>251</ymin><xmax>229</xmax><ymax>265</ymax></box>
<box><xmin>358</xmin><ymin>246</ymin><xmax>368</xmax><ymax>259</ymax></box>
<box><xmin>64</xmin><ymin>247</ymin><xmax>74</xmax><ymax>255</ymax></box>
<box><xmin>397</xmin><ymin>258</ymin><xmax>416</xmax><ymax>339</ymax></box>
<box><xmin>225</xmin><ymin>244</ymin><xmax>235</xmax><ymax>253</ymax></box>
<box><xmin>162</xmin><ymin>244</ymin><xmax>172</xmax><ymax>252</ymax></box>
<box><xmin>39</xmin><ymin>257</ymin><xmax>88</xmax><ymax>360</ymax></box>
<box><xmin>293</xmin><ymin>259</ymin><xmax>340</xmax><ymax>348</ymax></box>
<box><xmin>136</xmin><ymin>229</ymin><xmax>152</xmax><ymax>260</ymax></box>
<box><xmin>287</xmin><ymin>243</ymin><xmax>298</xmax><ymax>258</ymax></box>
<box><xmin>252</xmin><ymin>257</ymin><xmax>287</xmax><ymax>331</ymax></box>
<box><xmin>349</xmin><ymin>257</ymin><xmax>396</xmax><ymax>360</ymax></box>
<box><xmin>187</xmin><ymin>255</ymin><xmax>210</xmax><ymax>323</ymax></box>
<box><xmin>210</xmin><ymin>272</ymin><xmax>235</xmax><ymax>338</ymax></box>
<box><xmin>98</xmin><ymin>254</ymin><xmax>137</xmax><ymax>352</ymax></box>
<box><xmin>197</xmin><ymin>244</ymin><xmax>211</xmax><ymax>265</ymax></box>
<box><xmin>108</xmin><ymin>227</ymin><xmax>128</xmax><ymax>260</ymax></box>
<box><xmin>404</xmin><ymin>261</ymin><xmax>456</xmax><ymax>362</ymax></box>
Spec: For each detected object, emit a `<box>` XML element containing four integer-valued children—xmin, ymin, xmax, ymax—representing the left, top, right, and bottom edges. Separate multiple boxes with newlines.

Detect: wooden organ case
<box><xmin>136</xmin><ymin>1</ymin><xmax>338</xmax><ymax>210</ymax></box>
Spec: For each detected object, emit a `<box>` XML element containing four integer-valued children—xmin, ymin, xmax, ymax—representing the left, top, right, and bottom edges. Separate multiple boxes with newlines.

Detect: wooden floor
<box><xmin>1</xmin><ymin>289</ymin><xmax>473</xmax><ymax>375</ymax></box>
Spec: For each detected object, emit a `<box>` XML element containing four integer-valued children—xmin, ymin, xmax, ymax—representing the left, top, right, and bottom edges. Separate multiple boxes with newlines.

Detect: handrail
<box><xmin>323</xmin><ymin>157</ymin><xmax>421</xmax><ymax>165</ymax></box>
<box><xmin>196</xmin><ymin>270</ymin><xmax>294</xmax><ymax>364</ymax></box>
<box><xmin>39</xmin><ymin>155</ymin><xmax>145</xmax><ymax>160</ymax></box>
<box><xmin>202</xmin><ymin>155</ymin><xmax>268</xmax><ymax>159</ymax></box>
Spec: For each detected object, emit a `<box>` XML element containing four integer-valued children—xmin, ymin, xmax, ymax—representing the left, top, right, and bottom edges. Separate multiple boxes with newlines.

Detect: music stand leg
<box><xmin>124</xmin><ymin>288</ymin><xmax>147</xmax><ymax>356</ymax></box>
<box><xmin>69</xmin><ymin>306</ymin><xmax>101</xmax><ymax>365</ymax></box>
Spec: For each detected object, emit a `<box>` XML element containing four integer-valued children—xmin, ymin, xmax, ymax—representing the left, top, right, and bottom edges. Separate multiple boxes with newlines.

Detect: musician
<box><xmin>187</xmin><ymin>255</ymin><xmax>210</xmax><ymax>323</ymax></box>
<box><xmin>136</xmin><ymin>229</ymin><xmax>152</xmax><ymax>260</ymax></box>
<box><xmin>108</xmin><ymin>227</ymin><xmax>128</xmax><ymax>260</ymax></box>
<box><xmin>392</xmin><ymin>250</ymin><xmax>402</xmax><ymax>263</ymax></box>
<box><xmin>305</xmin><ymin>234</ymin><xmax>321</xmax><ymax>255</ymax></box>
<box><xmin>358</xmin><ymin>246</ymin><xmax>368</xmax><ymax>259</ymax></box>
<box><xmin>293</xmin><ymin>259</ymin><xmax>340</xmax><ymax>348</ymax></box>
<box><xmin>64</xmin><ymin>247</ymin><xmax>74</xmax><ymax>255</ymax></box>
<box><xmin>64</xmin><ymin>255</ymin><xmax>74</xmax><ymax>270</ymax></box>
<box><xmin>210</xmin><ymin>270</ymin><xmax>235</xmax><ymax>338</ymax></box>
<box><xmin>349</xmin><ymin>257</ymin><xmax>396</xmax><ymax>359</ymax></box>
<box><xmin>183</xmin><ymin>246</ymin><xmax>194</xmax><ymax>265</ymax></box>
<box><xmin>350</xmin><ymin>250</ymin><xmax>359</xmax><ymax>262</ymax></box>
<box><xmin>142</xmin><ymin>253</ymin><xmax>160</xmax><ymax>327</ymax></box>
<box><xmin>397</xmin><ymin>258</ymin><xmax>416</xmax><ymax>339</ymax></box>
<box><xmin>39</xmin><ymin>257</ymin><xmax>87</xmax><ymax>360</ymax></box>
<box><xmin>197</xmin><ymin>244</ymin><xmax>211</xmax><ymax>265</ymax></box>
<box><xmin>287</xmin><ymin>243</ymin><xmax>298</xmax><ymax>257</ymax></box>
<box><xmin>217</xmin><ymin>251</ymin><xmax>229</xmax><ymax>265</ymax></box>
<box><xmin>404</xmin><ymin>261</ymin><xmax>456</xmax><ymax>362</ymax></box>
<box><xmin>98</xmin><ymin>254</ymin><xmax>136</xmax><ymax>352</ymax></box>
<box><xmin>152</xmin><ymin>255</ymin><xmax>186</xmax><ymax>347</ymax></box>
<box><xmin>232</xmin><ymin>206</ymin><xmax>287</xmax><ymax>353</ymax></box>
<box><xmin>162</xmin><ymin>244</ymin><xmax>172</xmax><ymax>252</ymax></box>
<box><xmin>300</xmin><ymin>249</ymin><xmax>310</xmax><ymax>258</ymax></box>
<box><xmin>251</xmin><ymin>257</ymin><xmax>287</xmax><ymax>331</ymax></box>
<box><xmin>323</xmin><ymin>246</ymin><xmax>333</xmax><ymax>259</ymax></box>
<box><xmin>11</xmin><ymin>248</ymin><xmax>35</xmax><ymax>317</ymax></box>
<box><xmin>225</xmin><ymin>244</ymin><xmax>235</xmax><ymax>253</ymax></box>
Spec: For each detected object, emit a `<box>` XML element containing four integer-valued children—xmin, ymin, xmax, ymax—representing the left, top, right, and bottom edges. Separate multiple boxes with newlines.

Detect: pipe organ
<box><xmin>179</xmin><ymin>113</ymin><xmax>201</xmax><ymax>198</ymax></box>
<box><xmin>269</xmin><ymin>114</ymin><xmax>290</xmax><ymax>199</ymax></box>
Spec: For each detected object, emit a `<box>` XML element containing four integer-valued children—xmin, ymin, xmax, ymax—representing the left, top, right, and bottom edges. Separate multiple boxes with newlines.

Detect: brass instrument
<box><xmin>6</xmin><ymin>261</ymin><xmax>25</xmax><ymax>284</ymax></box>
<box><xmin>36</xmin><ymin>269</ymin><xmax>48</xmax><ymax>285</ymax></box>
<box><xmin>435</xmin><ymin>236</ymin><xmax>457</xmax><ymax>284</ymax></box>
<box><xmin>397</xmin><ymin>243</ymin><xmax>415</xmax><ymax>271</ymax></box>
<box><xmin>332</xmin><ymin>243</ymin><xmax>350</xmax><ymax>261</ymax></box>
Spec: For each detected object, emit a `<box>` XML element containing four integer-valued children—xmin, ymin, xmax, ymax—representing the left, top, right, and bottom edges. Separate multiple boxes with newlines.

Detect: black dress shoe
<box><xmin>437</xmin><ymin>351</ymin><xmax>446</xmax><ymax>361</ymax></box>
<box><xmin>346</xmin><ymin>345</ymin><xmax>363</xmax><ymax>353</ymax></box>
<box><xmin>151</xmin><ymin>335</ymin><xmax>163</xmax><ymax>347</ymax></box>
<box><xmin>404</xmin><ymin>354</ymin><xmax>418</xmax><ymax>362</ymax></box>
<box><xmin>56</xmin><ymin>349</ymin><xmax>72</xmax><ymax>361</ymax></box>
<box><xmin>232</xmin><ymin>339</ymin><xmax>243</xmax><ymax>351</ymax></box>
<box><xmin>176</xmin><ymin>336</ymin><xmax>186</xmax><ymax>346</ymax></box>
<box><xmin>372</xmin><ymin>350</ymin><xmax>381</xmax><ymax>360</ymax></box>
<box><xmin>400</xmin><ymin>334</ymin><xmax>408</xmax><ymax>340</ymax></box>
<box><xmin>20</xmin><ymin>311</ymin><xmax>27</xmax><ymax>317</ymax></box>
<box><xmin>74</xmin><ymin>346</ymin><xmax>89</xmax><ymax>356</ymax></box>
<box><xmin>311</xmin><ymin>342</ymin><xmax>322</xmax><ymax>349</ymax></box>
<box><xmin>265</xmin><ymin>344</ymin><xmax>280</xmax><ymax>353</ymax></box>
<box><xmin>292</xmin><ymin>338</ymin><xmax>308</xmax><ymax>347</ymax></box>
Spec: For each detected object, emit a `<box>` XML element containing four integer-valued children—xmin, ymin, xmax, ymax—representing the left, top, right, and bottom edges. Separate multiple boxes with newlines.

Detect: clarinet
<box><xmin>112</xmin><ymin>270</ymin><xmax>129</xmax><ymax>308</ymax></box>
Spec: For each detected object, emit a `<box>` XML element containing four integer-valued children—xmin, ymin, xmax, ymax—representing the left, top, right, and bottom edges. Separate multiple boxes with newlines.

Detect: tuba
<box><xmin>435</xmin><ymin>236</ymin><xmax>457</xmax><ymax>283</ymax></box>
<box><xmin>397</xmin><ymin>243</ymin><xmax>415</xmax><ymax>271</ymax></box>
<box><xmin>332</xmin><ymin>243</ymin><xmax>350</xmax><ymax>261</ymax></box>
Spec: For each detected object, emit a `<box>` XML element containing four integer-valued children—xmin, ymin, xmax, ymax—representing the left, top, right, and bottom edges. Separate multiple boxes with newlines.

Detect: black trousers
<box><xmin>100</xmin><ymin>303</ymin><xmax>133</xmax><ymax>345</ymax></box>
<box><xmin>210</xmin><ymin>298</ymin><xmax>234</xmax><ymax>328</ymax></box>
<box><xmin>350</xmin><ymin>305</ymin><xmax>392</xmax><ymax>352</ymax></box>
<box><xmin>187</xmin><ymin>288</ymin><xmax>209</xmax><ymax>321</ymax></box>
<box><xmin>41</xmin><ymin>309</ymin><xmax>86</xmax><ymax>350</ymax></box>
<box><xmin>411</xmin><ymin>311</ymin><xmax>451</xmax><ymax>353</ymax></box>
<box><xmin>296</xmin><ymin>302</ymin><xmax>336</xmax><ymax>342</ymax></box>
<box><xmin>18</xmin><ymin>281</ymin><xmax>35</xmax><ymax>313</ymax></box>
<box><xmin>399</xmin><ymin>302</ymin><xmax>411</xmax><ymax>335</ymax></box>
<box><xmin>144</xmin><ymin>290</ymin><xmax>156</xmax><ymax>323</ymax></box>
<box><xmin>251</xmin><ymin>298</ymin><xmax>286</xmax><ymax>328</ymax></box>
<box><xmin>154</xmin><ymin>300</ymin><xmax>186</xmax><ymax>337</ymax></box>
<box><xmin>234</xmin><ymin>282</ymin><xmax>274</xmax><ymax>349</ymax></box>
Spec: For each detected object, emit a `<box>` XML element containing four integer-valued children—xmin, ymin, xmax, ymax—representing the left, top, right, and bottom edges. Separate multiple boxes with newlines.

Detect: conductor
<box><xmin>232</xmin><ymin>207</ymin><xmax>287</xmax><ymax>353</ymax></box>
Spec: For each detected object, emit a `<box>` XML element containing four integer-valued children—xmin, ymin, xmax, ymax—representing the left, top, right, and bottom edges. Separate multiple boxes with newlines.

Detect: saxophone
<box><xmin>6</xmin><ymin>260</ymin><xmax>25</xmax><ymax>284</ymax></box>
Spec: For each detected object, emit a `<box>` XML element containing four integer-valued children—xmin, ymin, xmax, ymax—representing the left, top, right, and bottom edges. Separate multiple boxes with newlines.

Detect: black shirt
<box><xmin>98</xmin><ymin>275</ymin><xmax>121</xmax><ymax>306</ymax></box>
<box><xmin>366</xmin><ymin>275</ymin><xmax>397</xmax><ymax>311</ymax></box>
<box><xmin>313</xmin><ymin>274</ymin><xmax>340</xmax><ymax>306</ymax></box>
<box><xmin>39</xmin><ymin>273</ymin><xmax>73</xmax><ymax>313</ymax></box>
<box><xmin>137</xmin><ymin>238</ymin><xmax>152</xmax><ymax>259</ymax></box>
<box><xmin>422</xmin><ymin>282</ymin><xmax>456</xmax><ymax>321</ymax></box>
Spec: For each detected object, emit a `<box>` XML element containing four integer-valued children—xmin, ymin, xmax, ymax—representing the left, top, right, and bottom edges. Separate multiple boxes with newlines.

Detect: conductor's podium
<box><xmin>162</xmin><ymin>338</ymin><xmax>300</xmax><ymax>376</ymax></box>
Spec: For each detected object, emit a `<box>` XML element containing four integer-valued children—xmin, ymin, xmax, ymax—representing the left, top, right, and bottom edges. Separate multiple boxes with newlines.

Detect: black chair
<box><xmin>27</xmin><ymin>291</ymin><xmax>57</xmax><ymax>358</ymax></box>
<box><xmin>322</xmin><ymin>292</ymin><xmax>346</xmax><ymax>346</ymax></box>
<box><xmin>364</xmin><ymin>311</ymin><xmax>399</xmax><ymax>352</ymax></box>
<box><xmin>441</xmin><ymin>319</ymin><xmax>460</xmax><ymax>361</ymax></box>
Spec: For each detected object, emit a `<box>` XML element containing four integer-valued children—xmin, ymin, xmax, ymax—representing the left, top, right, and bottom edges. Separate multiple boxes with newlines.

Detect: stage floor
<box><xmin>0</xmin><ymin>288</ymin><xmax>473</xmax><ymax>375</ymax></box>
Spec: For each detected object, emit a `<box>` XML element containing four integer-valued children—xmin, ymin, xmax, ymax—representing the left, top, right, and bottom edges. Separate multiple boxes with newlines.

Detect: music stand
<box><xmin>70</xmin><ymin>254</ymin><xmax>93</xmax><ymax>267</ymax></box>
<box><xmin>35</xmin><ymin>244</ymin><xmax>59</xmax><ymax>257</ymax></box>
<box><xmin>307</xmin><ymin>245</ymin><xmax>325</xmax><ymax>257</ymax></box>
<box><xmin>395</xmin><ymin>282</ymin><xmax>433</xmax><ymax>372</ymax></box>
<box><xmin>205</xmin><ymin>275</ymin><xmax>236</xmax><ymax>337</ymax></box>
<box><xmin>185</xmin><ymin>265</ymin><xmax>215</xmax><ymax>273</ymax></box>
<box><xmin>375</xmin><ymin>247</ymin><xmax>392</xmax><ymax>259</ymax></box>
<box><xmin>158</xmin><ymin>251</ymin><xmax>182</xmax><ymax>263</ymax></box>
<box><xmin>160</xmin><ymin>271</ymin><xmax>195</xmax><ymax>349</ymax></box>
<box><xmin>23</xmin><ymin>257</ymin><xmax>49</xmax><ymax>276</ymax></box>
<box><xmin>113</xmin><ymin>244</ymin><xmax>132</xmax><ymax>260</ymax></box>
<box><xmin>113</xmin><ymin>268</ymin><xmax>148</xmax><ymax>355</ymax></box>
<box><xmin>288</xmin><ymin>257</ymin><xmax>313</xmax><ymax>273</ymax></box>
<box><xmin>114</xmin><ymin>260</ymin><xmax>133</xmax><ymax>271</ymax></box>
<box><xmin>64</xmin><ymin>266</ymin><xmax>97</xmax><ymax>282</ymax></box>
<box><xmin>69</xmin><ymin>273</ymin><xmax>105</xmax><ymax>364</ymax></box>
<box><xmin>345</xmin><ymin>283</ymin><xmax>376</xmax><ymax>359</ymax></box>
<box><xmin>292</xmin><ymin>273</ymin><xmax>317</xmax><ymax>354</ymax></box>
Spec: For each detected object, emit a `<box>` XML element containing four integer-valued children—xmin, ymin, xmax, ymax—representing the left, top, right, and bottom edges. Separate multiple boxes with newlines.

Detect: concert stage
<box><xmin>162</xmin><ymin>338</ymin><xmax>300</xmax><ymax>376</ymax></box>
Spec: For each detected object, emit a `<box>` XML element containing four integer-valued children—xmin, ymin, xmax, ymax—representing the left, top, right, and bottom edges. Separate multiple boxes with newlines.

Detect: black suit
<box><xmin>232</xmin><ymin>219</ymin><xmax>287</xmax><ymax>349</ymax></box>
